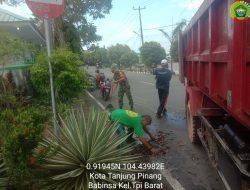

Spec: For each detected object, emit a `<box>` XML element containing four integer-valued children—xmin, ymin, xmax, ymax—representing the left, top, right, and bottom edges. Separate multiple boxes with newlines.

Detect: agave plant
<box><xmin>39</xmin><ymin>108</ymin><xmax>140</xmax><ymax>190</ymax></box>
<box><xmin>0</xmin><ymin>154</ymin><xmax>8</xmax><ymax>188</ymax></box>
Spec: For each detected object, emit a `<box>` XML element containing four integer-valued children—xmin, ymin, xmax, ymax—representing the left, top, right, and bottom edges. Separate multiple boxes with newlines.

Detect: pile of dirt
<box><xmin>71</xmin><ymin>93</ymin><xmax>101</xmax><ymax>116</ymax></box>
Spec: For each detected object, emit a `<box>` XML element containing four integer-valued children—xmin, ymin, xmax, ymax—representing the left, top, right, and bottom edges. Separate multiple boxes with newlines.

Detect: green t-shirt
<box><xmin>111</xmin><ymin>109</ymin><xmax>144</xmax><ymax>137</ymax></box>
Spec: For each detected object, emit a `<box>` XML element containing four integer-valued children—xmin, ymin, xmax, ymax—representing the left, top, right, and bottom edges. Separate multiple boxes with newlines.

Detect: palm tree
<box><xmin>159</xmin><ymin>19</ymin><xmax>187</xmax><ymax>72</ymax></box>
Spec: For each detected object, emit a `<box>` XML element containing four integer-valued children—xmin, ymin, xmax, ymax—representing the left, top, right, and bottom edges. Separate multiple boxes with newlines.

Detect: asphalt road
<box><xmin>87</xmin><ymin>66</ymin><xmax>224</xmax><ymax>190</ymax></box>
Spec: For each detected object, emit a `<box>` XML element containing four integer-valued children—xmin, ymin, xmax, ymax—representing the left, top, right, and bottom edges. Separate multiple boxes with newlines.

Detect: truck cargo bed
<box><xmin>179</xmin><ymin>0</ymin><xmax>250</xmax><ymax>129</ymax></box>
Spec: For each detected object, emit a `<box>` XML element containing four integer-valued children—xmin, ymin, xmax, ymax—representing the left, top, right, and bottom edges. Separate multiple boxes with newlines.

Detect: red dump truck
<box><xmin>178</xmin><ymin>0</ymin><xmax>250</xmax><ymax>189</ymax></box>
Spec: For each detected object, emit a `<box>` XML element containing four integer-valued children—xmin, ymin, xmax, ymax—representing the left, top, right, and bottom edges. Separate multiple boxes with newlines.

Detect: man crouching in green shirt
<box><xmin>111</xmin><ymin>109</ymin><xmax>164</xmax><ymax>155</ymax></box>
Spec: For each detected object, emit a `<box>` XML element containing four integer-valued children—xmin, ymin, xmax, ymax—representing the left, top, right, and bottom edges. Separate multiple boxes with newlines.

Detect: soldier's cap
<box><xmin>111</xmin><ymin>63</ymin><xmax>118</xmax><ymax>71</ymax></box>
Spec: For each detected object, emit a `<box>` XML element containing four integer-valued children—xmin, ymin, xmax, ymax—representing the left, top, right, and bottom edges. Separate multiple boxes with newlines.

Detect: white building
<box><xmin>0</xmin><ymin>7</ymin><xmax>45</xmax><ymax>87</ymax></box>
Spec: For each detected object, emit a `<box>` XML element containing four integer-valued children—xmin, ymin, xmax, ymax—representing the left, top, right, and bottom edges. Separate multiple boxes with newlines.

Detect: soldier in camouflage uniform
<box><xmin>111</xmin><ymin>64</ymin><xmax>134</xmax><ymax>110</ymax></box>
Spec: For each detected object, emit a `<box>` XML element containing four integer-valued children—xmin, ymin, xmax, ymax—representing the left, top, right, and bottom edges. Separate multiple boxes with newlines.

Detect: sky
<box><xmin>0</xmin><ymin>0</ymin><xmax>203</xmax><ymax>52</ymax></box>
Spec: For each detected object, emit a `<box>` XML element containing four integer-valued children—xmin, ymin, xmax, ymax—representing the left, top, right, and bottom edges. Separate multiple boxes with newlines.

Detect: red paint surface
<box><xmin>26</xmin><ymin>0</ymin><xmax>64</xmax><ymax>19</ymax></box>
<box><xmin>179</xmin><ymin>0</ymin><xmax>250</xmax><ymax>128</ymax></box>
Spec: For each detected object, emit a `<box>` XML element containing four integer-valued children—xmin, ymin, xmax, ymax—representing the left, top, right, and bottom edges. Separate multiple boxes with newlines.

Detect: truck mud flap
<box><xmin>197</xmin><ymin>108</ymin><xmax>250</xmax><ymax>190</ymax></box>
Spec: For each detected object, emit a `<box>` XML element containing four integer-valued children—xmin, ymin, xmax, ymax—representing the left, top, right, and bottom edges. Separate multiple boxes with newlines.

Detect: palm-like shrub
<box><xmin>39</xmin><ymin>108</ymin><xmax>139</xmax><ymax>190</ymax></box>
<box><xmin>0</xmin><ymin>155</ymin><xmax>7</xmax><ymax>188</ymax></box>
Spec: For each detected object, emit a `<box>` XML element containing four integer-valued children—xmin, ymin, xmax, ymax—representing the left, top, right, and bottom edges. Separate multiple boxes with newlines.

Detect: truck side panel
<box><xmin>244</xmin><ymin>21</ymin><xmax>250</xmax><ymax>115</ymax></box>
<box><xmin>182</xmin><ymin>0</ymin><xmax>250</xmax><ymax>129</ymax></box>
<box><xmin>179</xmin><ymin>1</ymin><xmax>250</xmax><ymax>189</ymax></box>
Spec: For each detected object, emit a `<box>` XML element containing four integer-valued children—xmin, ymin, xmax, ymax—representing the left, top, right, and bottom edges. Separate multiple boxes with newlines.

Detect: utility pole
<box><xmin>133</xmin><ymin>6</ymin><xmax>145</xmax><ymax>46</ymax></box>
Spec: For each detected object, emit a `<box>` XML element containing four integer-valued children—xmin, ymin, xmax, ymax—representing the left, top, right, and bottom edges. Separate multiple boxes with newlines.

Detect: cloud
<box><xmin>179</xmin><ymin>0</ymin><xmax>203</xmax><ymax>10</ymax></box>
<box><xmin>96</xmin><ymin>21</ymin><xmax>136</xmax><ymax>48</ymax></box>
<box><xmin>0</xmin><ymin>3</ymin><xmax>33</xmax><ymax>19</ymax></box>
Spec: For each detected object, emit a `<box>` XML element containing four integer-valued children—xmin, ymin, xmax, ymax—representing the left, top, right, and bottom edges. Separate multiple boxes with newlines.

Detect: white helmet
<box><xmin>161</xmin><ymin>59</ymin><xmax>167</xmax><ymax>64</ymax></box>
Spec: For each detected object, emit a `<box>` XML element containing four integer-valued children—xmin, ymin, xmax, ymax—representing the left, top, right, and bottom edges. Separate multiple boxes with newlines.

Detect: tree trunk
<box><xmin>53</xmin><ymin>17</ymin><xmax>66</xmax><ymax>48</ymax></box>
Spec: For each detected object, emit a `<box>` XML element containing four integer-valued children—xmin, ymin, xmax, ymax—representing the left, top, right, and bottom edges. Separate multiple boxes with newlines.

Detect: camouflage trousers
<box><xmin>118</xmin><ymin>86</ymin><xmax>134</xmax><ymax>110</ymax></box>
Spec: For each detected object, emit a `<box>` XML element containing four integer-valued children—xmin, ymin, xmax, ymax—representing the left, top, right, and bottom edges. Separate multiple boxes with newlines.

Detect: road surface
<box><xmin>87</xmin><ymin>66</ymin><xmax>224</xmax><ymax>190</ymax></box>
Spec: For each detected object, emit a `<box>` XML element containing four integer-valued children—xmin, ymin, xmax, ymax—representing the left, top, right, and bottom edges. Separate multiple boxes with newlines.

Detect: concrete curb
<box><xmin>86</xmin><ymin>91</ymin><xmax>105</xmax><ymax>110</ymax></box>
<box><xmin>128</xmin><ymin>71</ymin><xmax>151</xmax><ymax>74</ymax></box>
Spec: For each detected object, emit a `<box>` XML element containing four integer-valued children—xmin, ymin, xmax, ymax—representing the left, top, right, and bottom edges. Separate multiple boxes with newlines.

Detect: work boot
<box><xmin>130</xmin><ymin>105</ymin><xmax>134</xmax><ymax>111</ymax></box>
<box><xmin>156</xmin><ymin>113</ymin><xmax>162</xmax><ymax>119</ymax></box>
<box><xmin>163</xmin><ymin>108</ymin><xmax>167</xmax><ymax>116</ymax></box>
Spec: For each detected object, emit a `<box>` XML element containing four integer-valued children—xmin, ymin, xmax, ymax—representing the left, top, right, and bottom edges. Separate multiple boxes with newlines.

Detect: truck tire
<box><xmin>186</xmin><ymin>101</ymin><xmax>200</xmax><ymax>143</ymax></box>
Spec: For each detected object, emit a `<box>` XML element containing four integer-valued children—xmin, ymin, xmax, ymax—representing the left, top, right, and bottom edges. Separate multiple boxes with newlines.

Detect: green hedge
<box><xmin>30</xmin><ymin>48</ymin><xmax>87</xmax><ymax>103</ymax></box>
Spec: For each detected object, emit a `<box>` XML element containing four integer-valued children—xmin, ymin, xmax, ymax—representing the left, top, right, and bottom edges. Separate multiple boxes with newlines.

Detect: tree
<box><xmin>83</xmin><ymin>45</ymin><xmax>138</xmax><ymax>70</ymax></box>
<box><xmin>159</xmin><ymin>19</ymin><xmax>186</xmax><ymax>64</ymax></box>
<box><xmin>55</xmin><ymin>21</ymin><xmax>102</xmax><ymax>53</ymax></box>
<box><xmin>120</xmin><ymin>51</ymin><xmax>139</xmax><ymax>68</ymax></box>
<box><xmin>79</xmin><ymin>23</ymin><xmax>102</xmax><ymax>48</ymax></box>
<box><xmin>0</xmin><ymin>32</ymin><xmax>34</xmax><ymax>97</ymax></box>
<box><xmin>0</xmin><ymin>0</ymin><xmax>19</xmax><ymax>4</ymax></box>
<box><xmin>53</xmin><ymin>0</ymin><xmax>112</xmax><ymax>48</ymax></box>
<box><xmin>62</xmin><ymin>21</ymin><xmax>81</xmax><ymax>54</ymax></box>
<box><xmin>81</xmin><ymin>51</ymin><xmax>94</xmax><ymax>66</ymax></box>
<box><xmin>0</xmin><ymin>32</ymin><xmax>32</xmax><ymax>65</ymax></box>
<box><xmin>82</xmin><ymin>47</ymin><xmax>110</xmax><ymax>67</ymax></box>
<box><xmin>107</xmin><ymin>44</ymin><xmax>131</xmax><ymax>67</ymax></box>
<box><xmin>139</xmin><ymin>42</ymin><xmax>166</xmax><ymax>68</ymax></box>
<box><xmin>30</xmin><ymin>48</ymin><xmax>86</xmax><ymax>103</ymax></box>
<box><xmin>94</xmin><ymin>48</ymin><xmax>110</xmax><ymax>67</ymax></box>
<box><xmin>0</xmin><ymin>0</ymin><xmax>112</xmax><ymax>50</ymax></box>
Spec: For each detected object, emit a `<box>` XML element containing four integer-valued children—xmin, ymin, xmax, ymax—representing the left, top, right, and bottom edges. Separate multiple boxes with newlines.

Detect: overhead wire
<box><xmin>144</xmin><ymin>1</ymin><xmax>154</xmax><ymax>7</ymax></box>
<box><xmin>105</xmin><ymin>1</ymin><xmax>151</xmax><ymax>46</ymax></box>
<box><xmin>117</xmin><ymin>9</ymin><xmax>134</xmax><ymax>26</ymax></box>
<box><xmin>131</xmin><ymin>36</ymin><xmax>140</xmax><ymax>50</ymax></box>
<box><xmin>103</xmin><ymin>0</ymin><xmax>192</xmax><ymax>49</ymax></box>
<box><xmin>124</xmin><ymin>34</ymin><xmax>137</xmax><ymax>44</ymax></box>
<box><xmin>143</xmin><ymin>0</ymin><xmax>154</xmax><ymax>6</ymax></box>
<box><xmin>104</xmin><ymin>0</ymin><xmax>159</xmax><ymax>47</ymax></box>
<box><xmin>143</xmin><ymin>23</ymin><xmax>180</xmax><ymax>31</ymax></box>
<box><xmin>104</xmin><ymin>10</ymin><xmax>138</xmax><ymax>41</ymax></box>
<box><xmin>179</xmin><ymin>0</ymin><xmax>193</xmax><ymax>17</ymax></box>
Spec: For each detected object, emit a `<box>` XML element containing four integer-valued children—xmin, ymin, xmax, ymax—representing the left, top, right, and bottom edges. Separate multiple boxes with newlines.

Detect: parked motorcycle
<box><xmin>100</xmin><ymin>79</ymin><xmax>111</xmax><ymax>101</ymax></box>
<box><xmin>95</xmin><ymin>70</ymin><xmax>105</xmax><ymax>89</ymax></box>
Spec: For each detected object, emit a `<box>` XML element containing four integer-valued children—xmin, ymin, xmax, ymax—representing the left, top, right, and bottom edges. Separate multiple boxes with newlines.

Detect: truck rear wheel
<box><xmin>186</xmin><ymin>101</ymin><xmax>200</xmax><ymax>143</ymax></box>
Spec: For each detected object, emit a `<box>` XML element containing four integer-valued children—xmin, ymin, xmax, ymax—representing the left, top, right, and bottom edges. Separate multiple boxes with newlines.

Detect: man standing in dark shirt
<box><xmin>153</xmin><ymin>59</ymin><xmax>172</xmax><ymax>118</ymax></box>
